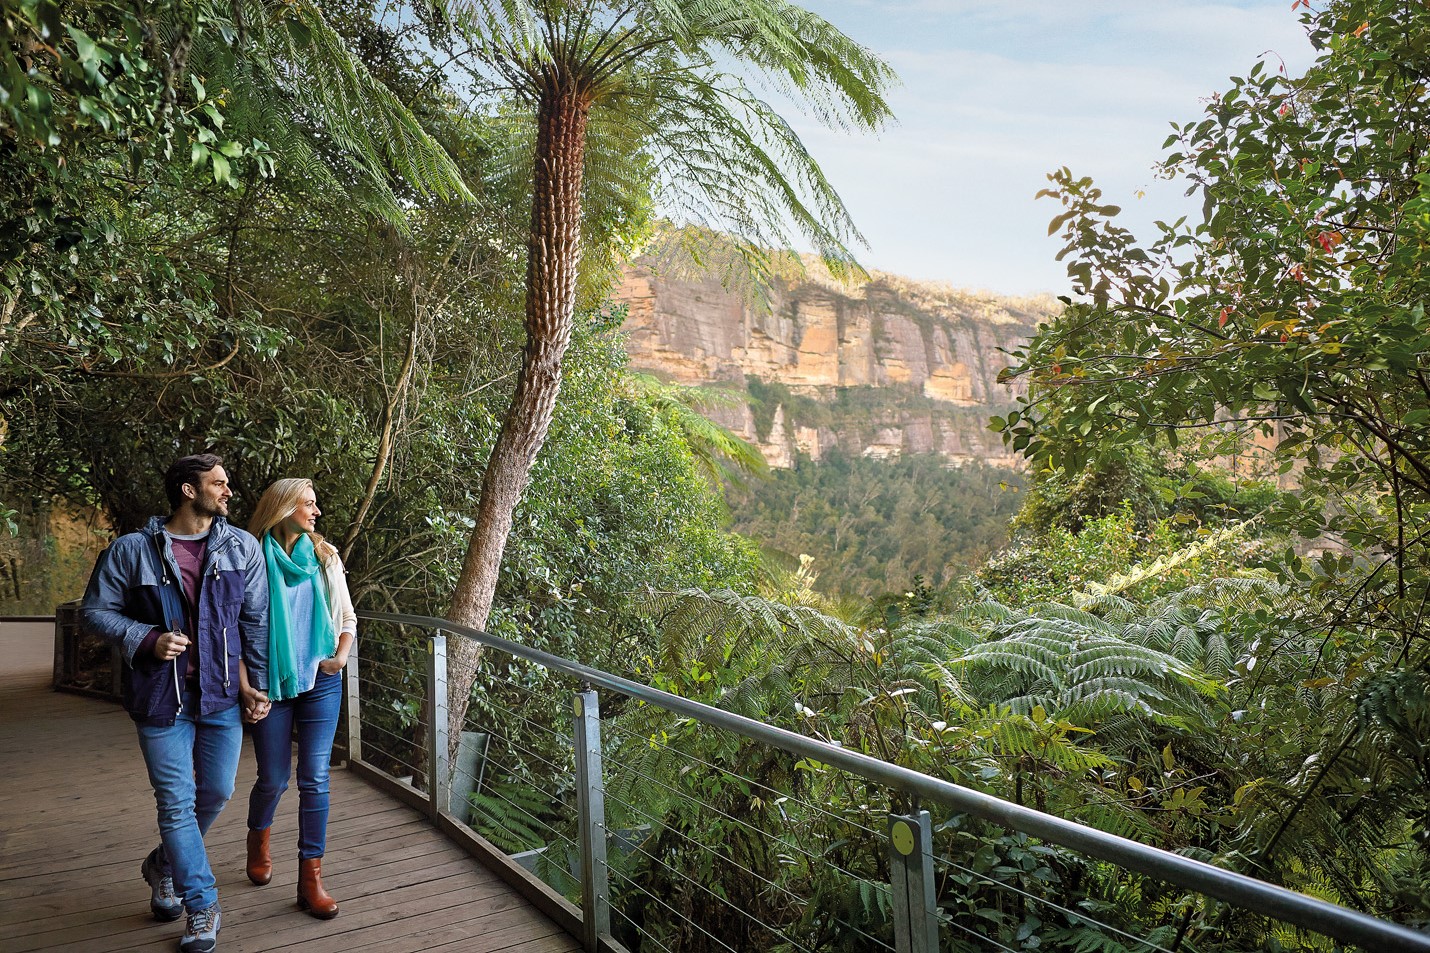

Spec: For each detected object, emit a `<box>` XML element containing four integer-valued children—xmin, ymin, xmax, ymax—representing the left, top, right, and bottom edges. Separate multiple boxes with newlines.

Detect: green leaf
<box><xmin>65</xmin><ymin>25</ymin><xmax>98</xmax><ymax>63</ymax></box>
<box><xmin>286</xmin><ymin>16</ymin><xmax>313</xmax><ymax>49</ymax></box>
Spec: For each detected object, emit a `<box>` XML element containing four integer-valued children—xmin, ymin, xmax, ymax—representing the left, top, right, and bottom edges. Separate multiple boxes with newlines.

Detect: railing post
<box><xmin>889</xmin><ymin>810</ymin><xmax>938</xmax><ymax>953</ymax></box>
<box><xmin>574</xmin><ymin>689</ymin><xmax>611</xmax><ymax>952</ymax></box>
<box><xmin>52</xmin><ymin>606</ymin><xmax>65</xmax><ymax>690</ymax></box>
<box><xmin>344</xmin><ymin>639</ymin><xmax>362</xmax><ymax>763</ymax></box>
<box><xmin>427</xmin><ymin>632</ymin><xmax>450</xmax><ymax>820</ymax></box>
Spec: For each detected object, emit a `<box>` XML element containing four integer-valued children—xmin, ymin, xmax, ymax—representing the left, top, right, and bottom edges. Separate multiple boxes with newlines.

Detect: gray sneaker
<box><xmin>140</xmin><ymin>847</ymin><xmax>182</xmax><ymax>922</ymax></box>
<box><xmin>179</xmin><ymin>902</ymin><xmax>220</xmax><ymax>953</ymax></box>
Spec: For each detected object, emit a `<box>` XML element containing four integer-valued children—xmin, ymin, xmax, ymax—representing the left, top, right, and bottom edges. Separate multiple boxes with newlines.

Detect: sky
<box><xmin>786</xmin><ymin>1</ymin><xmax>1317</xmax><ymax>297</ymax></box>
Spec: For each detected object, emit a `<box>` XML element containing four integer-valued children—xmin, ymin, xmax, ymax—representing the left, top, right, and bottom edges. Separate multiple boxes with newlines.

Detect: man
<box><xmin>83</xmin><ymin>454</ymin><xmax>271</xmax><ymax>953</ymax></box>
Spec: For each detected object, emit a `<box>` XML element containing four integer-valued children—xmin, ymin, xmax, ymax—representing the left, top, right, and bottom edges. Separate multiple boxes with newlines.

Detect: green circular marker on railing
<box><xmin>891</xmin><ymin>819</ymin><xmax>915</xmax><ymax>856</ymax></box>
<box><xmin>574</xmin><ymin>696</ymin><xmax>584</xmax><ymax>717</ymax></box>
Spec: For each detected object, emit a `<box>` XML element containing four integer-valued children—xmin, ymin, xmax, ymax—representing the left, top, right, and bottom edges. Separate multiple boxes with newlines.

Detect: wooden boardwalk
<box><xmin>0</xmin><ymin>619</ymin><xmax>580</xmax><ymax>953</ymax></box>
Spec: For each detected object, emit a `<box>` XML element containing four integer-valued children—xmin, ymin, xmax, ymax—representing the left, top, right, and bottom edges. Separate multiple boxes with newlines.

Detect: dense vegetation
<box><xmin>7</xmin><ymin>0</ymin><xmax>1430</xmax><ymax>950</ymax></box>
<box><xmin>727</xmin><ymin>452</ymin><xmax>1023</xmax><ymax>599</ymax></box>
<box><xmin>0</xmin><ymin>0</ymin><xmax>762</xmax><ymax>666</ymax></box>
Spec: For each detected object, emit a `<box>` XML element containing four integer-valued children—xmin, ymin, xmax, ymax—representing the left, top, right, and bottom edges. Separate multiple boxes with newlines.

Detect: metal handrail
<box><xmin>357</xmin><ymin>609</ymin><xmax>1430</xmax><ymax>953</ymax></box>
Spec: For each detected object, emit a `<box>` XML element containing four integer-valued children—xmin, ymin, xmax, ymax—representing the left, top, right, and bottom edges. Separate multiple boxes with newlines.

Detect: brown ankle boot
<box><xmin>297</xmin><ymin>857</ymin><xmax>339</xmax><ymax>919</ymax></box>
<box><xmin>245</xmin><ymin>829</ymin><xmax>272</xmax><ymax>886</ymax></box>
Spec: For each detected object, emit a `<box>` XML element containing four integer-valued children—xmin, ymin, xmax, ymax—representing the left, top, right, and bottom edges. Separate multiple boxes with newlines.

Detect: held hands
<box><xmin>152</xmin><ymin>631</ymin><xmax>190</xmax><ymax>662</ymax></box>
<box><xmin>241</xmin><ymin>684</ymin><xmax>271</xmax><ymax>724</ymax></box>
<box><xmin>238</xmin><ymin>661</ymin><xmax>271</xmax><ymax>723</ymax></box>
<box><xmin>158</xmin><ymin>634</ymin><xmax>270</xmax><ymax>721</ymax></box>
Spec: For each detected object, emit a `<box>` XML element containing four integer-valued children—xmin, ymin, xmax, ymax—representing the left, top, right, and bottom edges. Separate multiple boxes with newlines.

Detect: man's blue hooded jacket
<box><xmin>82</xmin><ymin>515</ymin><xmax>268</xmax><ymax>725</ymax></box>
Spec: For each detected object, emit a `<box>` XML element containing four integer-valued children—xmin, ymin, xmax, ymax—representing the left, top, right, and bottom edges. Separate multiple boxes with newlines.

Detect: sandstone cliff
<box><xmin>616</xmin><ymin>263</ymin><xmax>1058</xmax><ymax>468</ymax></box>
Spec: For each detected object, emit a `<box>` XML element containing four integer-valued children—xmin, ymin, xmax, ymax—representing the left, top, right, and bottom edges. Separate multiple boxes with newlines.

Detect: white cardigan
<box><xmin>322</xmin><ymin>551</ymin><xmax>358</xmax><ymax>638</ymax></box>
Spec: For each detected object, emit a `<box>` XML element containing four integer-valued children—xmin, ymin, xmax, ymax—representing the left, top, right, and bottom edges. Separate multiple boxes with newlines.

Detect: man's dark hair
<box><xmin>164</xmin><ymin>454</ymin><xmax>224</xmax><ymax>509</ymax></box>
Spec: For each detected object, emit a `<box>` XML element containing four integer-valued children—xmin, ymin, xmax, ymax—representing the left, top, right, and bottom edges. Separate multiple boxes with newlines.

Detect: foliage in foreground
<box><xmin>587</xmin><ymin>494</ymin><xmax>1430</xmax><ymax>951</ymax></box>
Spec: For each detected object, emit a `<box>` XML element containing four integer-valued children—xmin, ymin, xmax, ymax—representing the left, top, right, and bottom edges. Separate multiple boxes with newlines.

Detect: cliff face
<box><xmin>617</xmin><ymin>264</ymin><xmax>1056</xmax><ymax>468</ymax></box>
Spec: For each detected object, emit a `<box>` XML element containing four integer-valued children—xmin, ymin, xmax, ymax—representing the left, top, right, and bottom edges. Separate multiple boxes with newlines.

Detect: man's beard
<box><xmin>194</xmin><ymin>494</ymin><xmax>229</xmax><ymax>519</ymax></box>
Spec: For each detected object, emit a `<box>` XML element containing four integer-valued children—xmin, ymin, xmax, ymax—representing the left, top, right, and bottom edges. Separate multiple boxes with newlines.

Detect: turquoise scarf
<box><xmin>264</xmin><ymin>532</ymin><xmax>336</xmax><ymax>701</ymax></box>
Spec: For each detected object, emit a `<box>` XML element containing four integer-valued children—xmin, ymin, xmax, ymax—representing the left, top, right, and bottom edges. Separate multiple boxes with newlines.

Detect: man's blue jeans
<box><xmin>135</xmin><ymin>692</ymin><xmax>242</xmax><ymax>913</ymax></box>
<box><xmin>248</xmin><ymin>670</ymin><xmax>343</xmax><ymax>859</ymax></box>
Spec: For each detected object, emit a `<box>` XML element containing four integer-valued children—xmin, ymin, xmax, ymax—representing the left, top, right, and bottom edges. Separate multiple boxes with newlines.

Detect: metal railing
<box><xmin>348</xmin><ymin>610</ymin><xmax>1430</xmax><ymax>953</ymax></box>
<box><xmin>46</xmin><ymin>606</ymin><xmax>1430</xmax><ymax>951</ymax></box>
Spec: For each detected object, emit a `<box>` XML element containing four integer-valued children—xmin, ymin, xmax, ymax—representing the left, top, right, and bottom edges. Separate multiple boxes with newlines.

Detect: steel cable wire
<box><xmin>608</xmin><ymin>904</ymin><xmax>677</xmax><ymax>953</ymax></box>
<box><xmin>931</xmin><ymin>853</ymin><xmax>1179</xmax><ymax>953</ymax></box>
<box><xmin>352</xmin><ymin>655</ymin><xmax>425</xmax><ymax>680</ymax></box>
<box><xmin>602</xmin><ymin>720</ymin><xmax>885</xmax><ymax>838</ymax></box>
<box><xmin>353</xmin><ymin>721</ymin><xmax>425</xmax><ymax>778</ymax></box>
<box><xmin>601</xmin><ymin>788</ymin><xmax>895</xmax><ymax>953</ymax></box>
<box><xmin>943</xmin><ymin>915</ymin><xmax>1024</xmax><ymax>953</ymax></box>
<box><xmin>444</xmin><ymin>753</ymin><xmax>569</xmax><ymax>816</ymax></box>
<box><xmin>607</xmin><ymin>867</ymin><xmax>743</xmax><ymax>953</ymax></box>
<box><xmin>461</xmin><ymin>700</ymin><xmax>576</xmax><ymax>752</ymax></box>
<box><xmin>350</xmin><ymin>611</ymin><xmax>1430</xmax><ymax>953</ymax></box>
<box><xmin>609</xmin><ymin>836</ymin><xmax>827</xmax><ymax>953</ymax></box>
<box><xmin>464</xmin><ymin>751</ymin><xmax>577</xmax><ymax>827</ymax></box>
<box><xmin>605</xmin><ymin>757</ymin><xmax>892</xmax><ymax>899</ymax></box>
<box><xmin>477</xmin><ymin>724</ymin><xmax>576</xmax><ymax>777</ymax></box>
<box><xmin>462</xmin><ymin>780</ymin><xmax>581</xmax><ymax>854</ymax></box>
<box><xmin>475</xmin><ymin>666</ymin><xmax>559</xmax><ymax>700</ymax></box>
<box><xmin>352</xmin><ymin>679</ymin><xmax>422</xmax><ymax>706</ymax></box>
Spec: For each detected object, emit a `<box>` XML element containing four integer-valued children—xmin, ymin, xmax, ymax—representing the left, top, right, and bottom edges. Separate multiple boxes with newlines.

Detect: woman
<box><xmin>244</xmin><ymin>478</ymin><xmax>356</xmax><ymax>920</ymax></box>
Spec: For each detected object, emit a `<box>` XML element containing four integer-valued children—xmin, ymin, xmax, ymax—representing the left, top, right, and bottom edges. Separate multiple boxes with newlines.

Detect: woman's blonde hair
<box><xmin>248</xmin><ymin>478</ymin><xmax>337</xmax><ymax>562</ymax></box>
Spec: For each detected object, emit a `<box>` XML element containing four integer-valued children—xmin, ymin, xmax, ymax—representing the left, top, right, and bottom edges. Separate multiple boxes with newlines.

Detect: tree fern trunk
<box><xmin>445</xmin><ymin>72</ymin><xmax>590</xmax><ymax>750</ymax></box>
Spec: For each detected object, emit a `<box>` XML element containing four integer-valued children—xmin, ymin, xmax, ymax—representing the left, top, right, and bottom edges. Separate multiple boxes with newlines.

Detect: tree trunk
<box><xmin>444</xmin><ymin>73</ymin><xmax>591</xmax><ymax>749</ymax></box>
<box><xmin>341</xmin><ymin>297</ymin><xmax>421</xmax><ymax>562</ymax></box>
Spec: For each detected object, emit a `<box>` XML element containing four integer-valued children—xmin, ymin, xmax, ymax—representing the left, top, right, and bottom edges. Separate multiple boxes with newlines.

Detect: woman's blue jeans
<box><xmin>135</xmin><ymin>692</ymin><xmax>242</xmax><ymax>913</ymax></box>
<box><xmin>247</xmin><ymin>670</ymin><xmax>343</xmax><ymax>859</ymax></box>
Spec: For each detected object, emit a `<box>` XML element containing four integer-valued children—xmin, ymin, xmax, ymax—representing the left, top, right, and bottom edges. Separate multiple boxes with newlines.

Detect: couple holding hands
<box><xmin>82</xmin><ymin>454</ymin><xmax>356</xmax><ymax>953</ymax></box>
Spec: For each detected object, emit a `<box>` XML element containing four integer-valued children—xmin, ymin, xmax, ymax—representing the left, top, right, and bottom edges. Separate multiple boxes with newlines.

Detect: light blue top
<box><xmin>283</xmin><ymin>574</ymin><xmax>327</xmax><ymax>695</ymax></box>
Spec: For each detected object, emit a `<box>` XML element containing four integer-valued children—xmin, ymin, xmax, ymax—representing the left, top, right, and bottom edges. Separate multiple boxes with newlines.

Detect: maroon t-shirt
<box><xmin>169</xmin><ymin>534</ymin><xmax>207</xmax><ymax>679</ymax></box>
<box><xmin>139</xmin><ymin>532</ymin><xmax>208</xmax><ymax>678</ymax></box>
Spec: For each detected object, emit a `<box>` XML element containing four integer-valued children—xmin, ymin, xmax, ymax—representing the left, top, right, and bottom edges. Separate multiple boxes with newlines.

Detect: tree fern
<box><xmin>625</xmin><ymin>372</ymin><xmax>768</xmax><ymax>488</ymax></box>
<box><xmin>465</xmin><ymin>774</ymin><xmax>554</xmax><ymax>853</ymax></box>
<box><xmin>205</xmin><ymin>2</ymin><xmax>470</xmax><ymax>211</ymax></box>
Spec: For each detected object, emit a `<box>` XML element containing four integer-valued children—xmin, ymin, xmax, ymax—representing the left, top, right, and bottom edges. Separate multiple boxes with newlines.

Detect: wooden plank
<box><xmin>9</xmin><ymin>863</ymin><xmax>509</xmax><ymax>953</ymax></box>
<box><xmin>0</xmin><ymin>807</ymin><xmax>431</xmax><ymax>883</ymax></box>
<box><xmin>0</xmin><ymin>620</ymin><xmax>581</xmax><ymax>953</ymax></box>
<box><xmin>418</xmin><ymin>927</ymin><xmax>585</xmax><ymax>953</ymax></box>
<box><xmin>0</xmin><ymin>840</ymin><xmax>477</xmax><ymax>937</ymax></box>
<box><xmin>221</xmin><ymin>878</ymin><xmax>504</xmax><ymax>953</ymax></box>
<box><xmin>271</xmin><ymin>894</ymin><xmax>544</xmax><ymax>953</ymax></box>
<box><xmin>0</xmin><ymin>808</ymin><xmax>437</xmax><ymax>900</ymax></box>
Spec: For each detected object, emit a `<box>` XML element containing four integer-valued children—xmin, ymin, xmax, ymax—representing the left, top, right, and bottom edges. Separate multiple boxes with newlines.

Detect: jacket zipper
<box><xmin>171</xmin><ymin>648</ymin><xmax>182</xmax><ymax>709</ymax></box>
<box><xmin>150</xmin><ymin>532</ymin><xmax>184</xmax><ymax>713</ymax></box>
<box><xmin>213</xmin><ymin>564</ymin><xmax>230</xmax><ymax>688</ymax></box>
<box><xmin>153</xmin><ymin>527</ymin><xmax>233</xmax><ymax>713</ymax></box>
<box><xmin>164</xmin><ymin>562</ymin><xmax>182</xmax><ymax>711</ymax></box>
